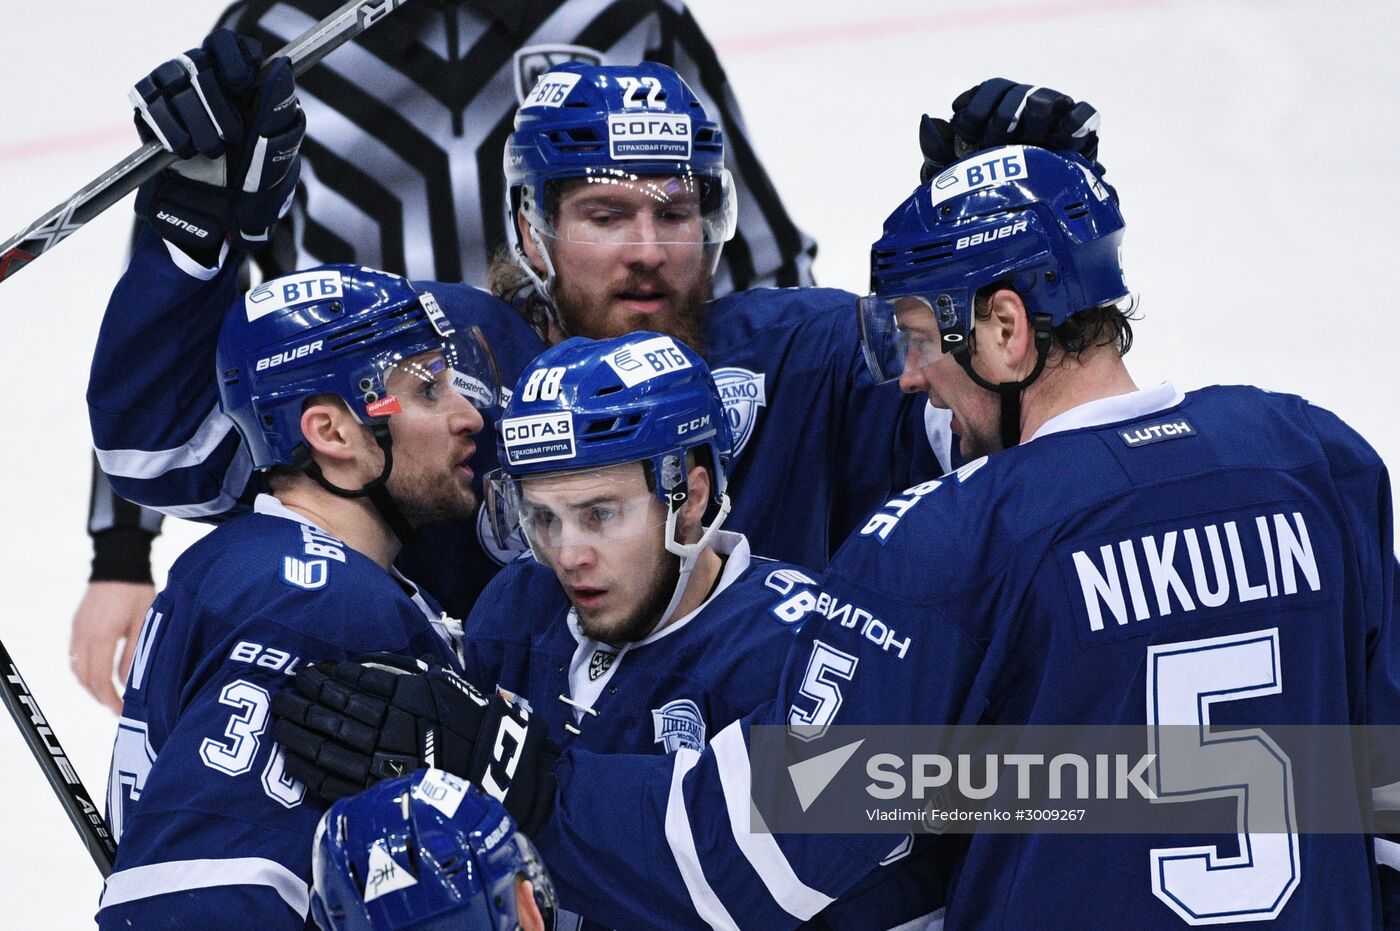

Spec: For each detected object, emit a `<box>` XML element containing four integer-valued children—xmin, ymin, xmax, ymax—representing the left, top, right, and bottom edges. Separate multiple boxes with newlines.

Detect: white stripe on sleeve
<box><xmin>1376</xmin><ymin>837</ymin><xmax>1400</xmax><ymax>873</ymax></box>
<box><xmin>96</xmin><ymin>404</ymin><xmax>236</xmax><ymax>479</ymax></box>
<box><xmin>100</xmin><ymin>856</ymin><xmax>309</xmax><ymax>917</ymax></box>
<box><xmin>711</xmin><ymin>723</ymin><xmax>835</xmax><ymax>920</ymax></box>
<box><xmin>665</xmin><ymin>748</ymin><xmax>740</xmax><ymax>931</ymax></box>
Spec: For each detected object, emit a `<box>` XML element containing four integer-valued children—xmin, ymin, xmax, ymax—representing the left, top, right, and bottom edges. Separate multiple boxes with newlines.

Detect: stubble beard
<box><xmin>574</xmin><ymin>551</ymin><xmax>682</xmax><ymax>647</ymax></box>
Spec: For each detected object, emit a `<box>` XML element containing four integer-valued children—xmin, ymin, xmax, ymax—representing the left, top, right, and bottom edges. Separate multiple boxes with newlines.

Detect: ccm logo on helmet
<box><xmin>255</xmin><ymin>340</ymin><xmax>323</xmax><ymax>372</ymax></box>
<box><xmin>956</xmin><ymin>220</ymin><xmax>1028</xmax><ymax>251</ymax></box>
<box><xmin>678</xmin><ymin>415</ymin><xmax>711</xmax><ymax>436</ymax></box>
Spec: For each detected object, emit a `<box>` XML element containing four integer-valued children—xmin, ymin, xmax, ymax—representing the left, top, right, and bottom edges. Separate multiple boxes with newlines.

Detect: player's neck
<box><xmin>274</xmin><ymin>480</ymin><xmax>403</xmax><ymax>570</ymax></box>
<box><xmin>1018</xmin><ymin>346</ymin><xmax>1138</xmax><ymax>443</ymax></box>
<box><xmin>665</xmin><ymin>546</ymin><xmax>724</xmax><ymax>629</ymax></box>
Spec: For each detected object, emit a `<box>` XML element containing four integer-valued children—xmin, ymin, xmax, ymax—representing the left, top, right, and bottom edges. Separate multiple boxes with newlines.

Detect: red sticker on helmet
<box><xmin>366</xmin><ymin>395</ymin><xmax>402</xmax><ymax>418</ymax></box>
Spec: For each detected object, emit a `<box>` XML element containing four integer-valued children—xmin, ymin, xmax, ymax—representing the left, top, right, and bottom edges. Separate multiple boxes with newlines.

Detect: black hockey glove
<box><xmin>271</xmin><ymin>655</ymin><xmax>558</xmax><ymax>834</ymax></box>
<box><xmin>131</xmin><ymin>28</ymin><xmax>305</xmax><ymax>262</ymax></box>
<box><xmin>919</xmin><ymin>78</ymin><xmax>1103</xmax><ymax>182</ymax></box>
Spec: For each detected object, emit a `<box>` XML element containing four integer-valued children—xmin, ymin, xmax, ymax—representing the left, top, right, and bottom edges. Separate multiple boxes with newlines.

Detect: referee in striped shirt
<box><xmin>74</xmin><ymin>0</ymin><xmax>816</xmax><ymax>711</ymax></box>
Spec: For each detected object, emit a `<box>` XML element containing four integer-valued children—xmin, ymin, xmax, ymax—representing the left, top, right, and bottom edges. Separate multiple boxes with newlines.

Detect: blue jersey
<box><xmin>98</xmin><ymin>495</ymin><xmax>458</xmax><ymax>930</ymax></box>
<box><xmin>87</xmin><ymin>226</ymin><xmax>546</xmax><ymax>616</ymax></box>
<box><xmin>461</xmin><ymin>530</ymin><xmax>947</xmax><ymax>929</ymax></box>
<box><xmin>702</xmin><ymin>287</ymin><xmax>944</xmax><ymax>567</ymax></box>
<box><xmin>88</xmin><ymin>234</ymin><xmax>942</xmax><ymax>613</ymax></box>
<box><xmin>538</xmin><ymin>384</ymin><xmax>1400</xmax><ymax>929</ymax></box>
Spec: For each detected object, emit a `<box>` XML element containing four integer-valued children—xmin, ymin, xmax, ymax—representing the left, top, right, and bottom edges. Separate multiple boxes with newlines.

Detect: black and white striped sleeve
<box><xmin>87</xmin><ymin>452</ymin><xmax>164</xmax><ymax>584</ymax></box>
<box><xmin>654</xmin><ymin>1</ymin><xmax>818</xmax><ymax>292</ymax></box>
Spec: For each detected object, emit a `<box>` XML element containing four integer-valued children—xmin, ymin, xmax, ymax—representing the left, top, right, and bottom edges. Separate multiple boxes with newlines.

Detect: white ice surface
<box><xmin>0</xmin><ymin>0</ymin><xmax>1396</xmax><ymax>925</ymax></box>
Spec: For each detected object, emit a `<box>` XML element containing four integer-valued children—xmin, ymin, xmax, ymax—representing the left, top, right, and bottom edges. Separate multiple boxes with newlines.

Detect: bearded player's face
<box><xmin>522</xmin><ymin>178</ymin><xmax>711</xmax><ymax>349</ymax></box>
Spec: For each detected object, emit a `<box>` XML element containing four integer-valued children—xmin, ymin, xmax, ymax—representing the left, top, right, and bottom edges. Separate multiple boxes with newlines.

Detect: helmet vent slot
<box><xmin>326</xmin><ymin>304</ymin><xmax>423</xmax><ymax>351</ymax></box>
<box><xmin>1063</xmin><ymin>201</ymin><xmax>1088</xmax><ymax>220</ymax></box>
<box><xmin>581</xmin><ymin>414</ymin><xmax>643</xmax><ymax>439</ymax></box>
<box><xmin>547</xmin><ymin>128</ymin><xmax>604</xmax><ymax>153</ymax></box>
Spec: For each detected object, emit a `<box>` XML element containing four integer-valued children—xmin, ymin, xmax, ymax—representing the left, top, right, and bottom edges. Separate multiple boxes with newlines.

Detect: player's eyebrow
<box><xmin>565</xmin><ymin>494</ymin><xmax>626</xmax><ymax>512</ymax></box>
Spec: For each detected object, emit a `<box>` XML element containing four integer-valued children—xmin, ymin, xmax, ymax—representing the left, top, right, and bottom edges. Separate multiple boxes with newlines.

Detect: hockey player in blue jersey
<box><xmin>311</xmin><ymin>768</ymin><xmax>557</xmax><ymax>931</ymax></box>
<box><xmin>276</xmin><ymin>141</ymin><xmax>1400</xmax><ymax>928</ymax></box>
<box><xmin>275</xmin><ymin>333</ymin><xmax>948</xmax><ymax>928</ymax></box>
<box><xmin>94</xmin><ymin>62</ymin><xmax>1112</xmax><ymax>613</ymax></box>
<box><xmin>97</xmin><ymin>268</ymin><xmax>507</xmax><ymax>929</ymax></box>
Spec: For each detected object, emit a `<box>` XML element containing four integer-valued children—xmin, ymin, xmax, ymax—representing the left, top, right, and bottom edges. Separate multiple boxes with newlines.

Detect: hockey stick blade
<box><xmin>0</xmin><ymin>0</ymin><xmax>415</xmax><ymax>285</ymax></box>
<box><xmin>0</xmin><ymin>638</ymin><xmax>117</xmax><ymax>876</ymax></box>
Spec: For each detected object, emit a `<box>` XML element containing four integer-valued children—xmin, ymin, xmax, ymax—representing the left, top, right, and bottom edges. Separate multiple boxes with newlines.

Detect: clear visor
<box><xmin>485</xmin><ymin>463</ymin><xmax>669</xmax><ymax>555</ymax></box>
<box><xmin>856</xmin><ymin>288</ymin><xmax>971</xmax><ymax>383</ymax></box>
<box><xmin>359</xmin><ymin>326</ymin><xmax>502</xmax><ymax>424</ymax></box>
<box><xmin>528</xmin><ymin>167</ymin><xmax>738</xmax><ymax>247</ymax></box>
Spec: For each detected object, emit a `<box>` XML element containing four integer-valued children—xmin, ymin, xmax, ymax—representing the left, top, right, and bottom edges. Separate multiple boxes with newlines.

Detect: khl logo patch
<box><xmin>652</xmin><ymin>698</ymin><xmax>706</xmax><ymax>753</ymax></box>
<box><xmin>711</xmin><ymin>367</ymin><xmax>767</xmax><ymax>458</ymax></box>
<box><xmin>588</xmin><ymin>648</ymin><xmax>618</xmax><ymax>681</ymax></box>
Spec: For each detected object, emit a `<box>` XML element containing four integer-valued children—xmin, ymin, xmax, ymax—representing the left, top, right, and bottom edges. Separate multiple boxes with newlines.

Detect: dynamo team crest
<box><xmin>652</xmin><ymin>698</ymin><xmax>706</xmax><ymax>753</ymax></box>
<box><xmin>711</xmin><ymin>367</ymin><xmax>767</xmax><ymax>459</ymax></box>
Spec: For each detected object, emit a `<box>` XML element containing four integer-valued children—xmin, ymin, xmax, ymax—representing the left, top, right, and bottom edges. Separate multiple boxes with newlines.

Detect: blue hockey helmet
<box><xmin>217</xmin><ymin>265</ymin><xmax>501</xmax><ymax>471</ymax></box>
<box><xmin>504</xmin><ymin>61</ymin><xmax>738</xmax><ymax>298</ymax></box>
<box><xmin>311</xmin><ymin>768</ymin><xmax>556</xmax><ymax>931</ymax></box>
<box><xmin>484</xmin><ymin>331</ymin><xmax>732</xmax><ymax>566</ymax></box>
<box><xmin>857</xmin><ymin>145</ymin><xmax>1129</xmax><ymax>385</ymax></box>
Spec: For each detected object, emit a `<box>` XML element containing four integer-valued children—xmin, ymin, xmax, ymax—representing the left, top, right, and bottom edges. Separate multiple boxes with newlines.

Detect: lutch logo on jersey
<box><xmin>652</xmin><ymin>699</ymin><xmax>706</xmax><ymax>753</ymax></box>
<box><xmin>245</xmin><ymin>270</ymin><xmax>344</xmax><ymax>321</ymax></box>
<box><xmin>501</xmin><ymin>412</ymin><xmax>576</xmax><ymax>465</ymax></box>
<box><xmin>1118</xmin><ymin>417</ymin><xmax>1196</xmax><ymax>447</ymax></box>
<box><xmin>604</xmin><ymin>336</ymin><xmax>693</xmax><ymax>387</ymax></box>
<box><xmin>712</xmin><ymin>367</ymin><xmax>767</xmax><ymax>457</ymax></box>
<box><xmin>607</xmin><ymin>113</ymin><xmax>691</xmax><ymax>160</ymax></box>
<box><xmin>930</xmin><ymin>146</ymin><xmax>1029</xmax><ymax>209</ymax></box>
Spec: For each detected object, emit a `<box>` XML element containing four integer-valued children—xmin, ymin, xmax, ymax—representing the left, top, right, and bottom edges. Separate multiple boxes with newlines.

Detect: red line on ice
<box><xmin>714</xmin><ymin>0</ymin><xmax>1174</xmax><ymax>56</ymax></box>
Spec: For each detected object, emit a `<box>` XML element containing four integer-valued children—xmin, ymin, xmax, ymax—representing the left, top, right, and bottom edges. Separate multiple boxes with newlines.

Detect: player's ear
<box><xmin>519</xmin><ymin>209</ymin><xmax>547</xmax><ymax>272</ymax></box>
<box><xmin>678</xmin><ymin>463</ymin><xmax>712</xmax><ymax>544</ymax></box>
<box><xmin>515</xmin><ymin>877</ymin><xmax>545</xmax><ymax>931</ymax></box>
<box><xmin>300</xmin><ymin>397</ymin><xmax>365</xmax><ymax>465</ymax></box>
<box><xmin>980</xmin><ymin>288</ymin><xmax>1034</xmax><ymax>380</ymax></box>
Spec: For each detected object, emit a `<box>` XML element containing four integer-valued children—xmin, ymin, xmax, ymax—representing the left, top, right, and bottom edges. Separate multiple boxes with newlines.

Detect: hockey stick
<box><xmin>0</xmin><ymin>0</ymin><xmax>414</xmax><ymax>285</ymax></box>
<box><xmin>0</xmin><ymin>638</ymin><xmax>117</xmax><ymax>876</ymax></box>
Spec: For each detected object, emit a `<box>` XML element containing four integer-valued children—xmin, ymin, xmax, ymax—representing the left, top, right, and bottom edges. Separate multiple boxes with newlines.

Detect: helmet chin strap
<box><xmin>512</xmin><ymin>219</ymin><xmax>572</xmax><ymax>340</ymax></box>
<box><xmin>951</xmin><ymin>313</ymin><xmax>1054</xmax><ymax>450</ymax></box>
<box><xmin>295</xmin><ymin>423</ymin><xmax>418</xmax><ymax>545</ymax></box>
<box><xmin>646</xmin><ymin>489</ymin><xmax>732</xmax><ymax>640</ymax></box>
